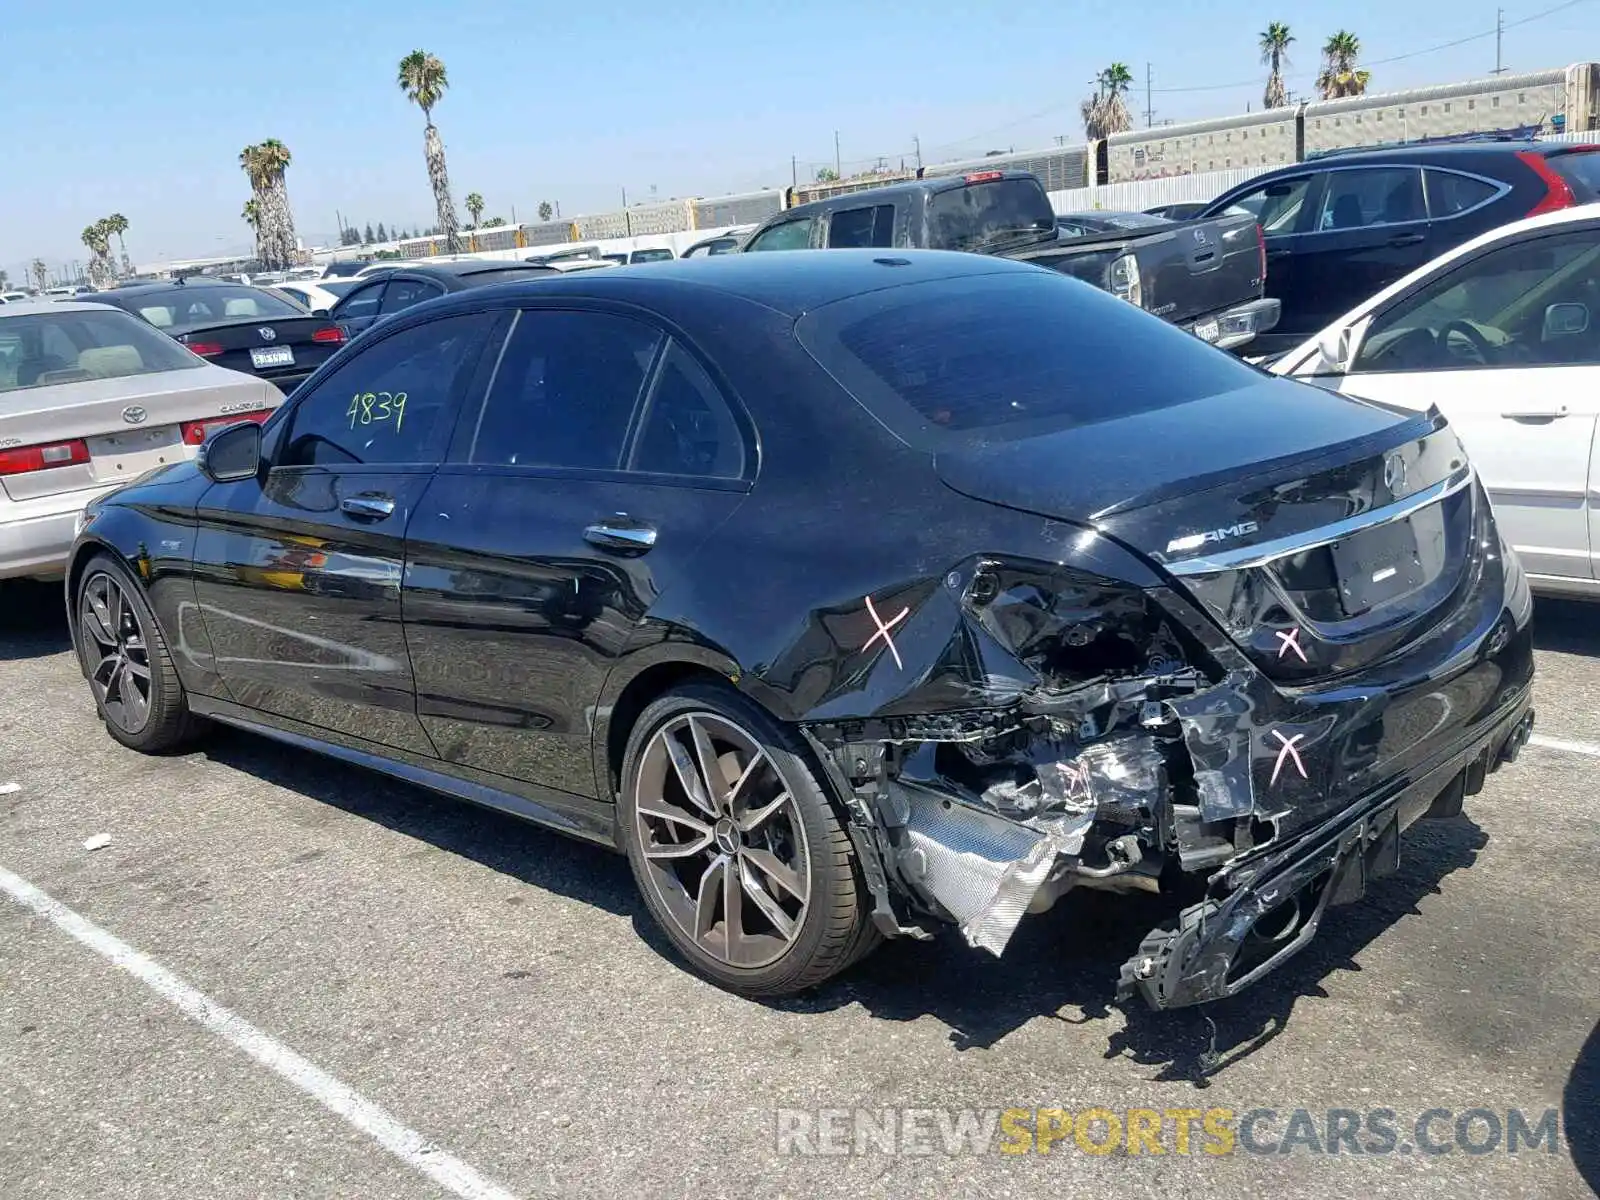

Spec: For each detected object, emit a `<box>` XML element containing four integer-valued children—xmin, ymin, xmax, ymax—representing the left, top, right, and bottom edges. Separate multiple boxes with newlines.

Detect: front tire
<box><xmin>618</xmin><ymin>683</ymin><xmax>879</xmax><ymax>996</ymax></box>
<box><xmin>73</xmin><ymin>553</ymin><xmax>201</xmax><ymax>753</ymax></box>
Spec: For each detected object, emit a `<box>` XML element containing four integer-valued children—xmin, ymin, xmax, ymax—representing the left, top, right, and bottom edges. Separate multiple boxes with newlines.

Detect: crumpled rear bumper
<box><xmin>1117</xmin><ymin>693</ymin><xmax>1534</xmax><ymax>1010</ymax></box>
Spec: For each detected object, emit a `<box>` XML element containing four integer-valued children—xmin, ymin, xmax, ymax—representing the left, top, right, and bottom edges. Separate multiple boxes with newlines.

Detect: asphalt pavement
<box><xmin>1</xmin><ymin>578</ymin><xmax>1596</xmax><ymax>1199</ymax></box>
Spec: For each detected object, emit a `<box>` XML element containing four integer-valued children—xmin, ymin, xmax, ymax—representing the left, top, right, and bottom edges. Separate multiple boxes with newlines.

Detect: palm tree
<box><xmin>103</xmin><ymin>212</ymin><xmax>131</xmax><ymax>276</ymax></box>
<box><xmin>537</xmin><ymin>200</ymin><xmax>553</xmax><ymax>222</ymax></box>
<box><xmin>241</xmin><ymin>197</ymin><xmax>262</xmax><ymax>261</ymax></box>
<box><xmin>1082</xmin><ymin>62</ymin><xmax>1135</xmax><ymax>140</ymax></box>
<box><xmin>30</xmin><ymin>259</ymin><xmax>47</xmax><ymax>291</ymax></box>
<box><xmin>1260</xmin><ymin>23</ymin><xmax>1295</xmax><ymax>109</ymax></box>
<box><xmin>1318</xmin><ymin>30</ymin><xmax>1370</xmax><ymax>99</ymax></box>
<box><xmin>465</xmin><ymin>192</ymin><xmax>484</xmax><ymax>229</ymax></box>
<box><xmin>398</xmin><ymin>50</ymin><xmax>461</xmax><ymax>254</ymax></box>
<box><xmin>242</xmin><ymin>138</ymin><xmax>298</xmax><ymax>270</ymax></box>
<box><xmin>81</xmin><ymin>221</ymin><xmax>115</xmax><ymax>289</ymax></box>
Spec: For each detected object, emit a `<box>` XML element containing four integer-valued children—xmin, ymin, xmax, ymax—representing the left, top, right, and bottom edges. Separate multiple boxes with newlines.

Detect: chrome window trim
<box><xmin>1162</xmin><ymin>463</ymin><xmax>1475</xmax><ymax>576</ymax></box>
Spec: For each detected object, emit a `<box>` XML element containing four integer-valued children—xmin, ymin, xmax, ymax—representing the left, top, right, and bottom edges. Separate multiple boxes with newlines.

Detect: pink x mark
<box><xmin>1270</xmin><ymin>730</ymin><xmax>1308</xmax><ymax>785</ymax></box>
<box><xmin>862</xmin><ymin>594</ymin><xmax>910</xmax><ymax>671</ymax></box>
<box><xmin>1275</xmin><ymin>627</ymin><xmax>1308</xmax><ymax>663</ymax></box>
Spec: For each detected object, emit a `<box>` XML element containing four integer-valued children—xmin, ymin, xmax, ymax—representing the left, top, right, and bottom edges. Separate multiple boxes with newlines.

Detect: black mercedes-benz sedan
<box><xmin>88</xmin><ymin>279</ymin><xmax>347</xmax><ymax>393</ymax></box>
<box><xmin>63</xmin><ymin>250</ymin><xmax>1534</xmax><ymax>1009</ymax></box>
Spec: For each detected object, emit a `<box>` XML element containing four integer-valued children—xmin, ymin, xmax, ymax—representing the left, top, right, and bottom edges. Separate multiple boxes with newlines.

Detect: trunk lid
<box><xmin>174</xmin><ymin>316</ymin><xmax>344</xmax><ymax>389</ymax></box>
<box><xmin>936</xmin><ymin>381</ymin><xmax>1478</xmax><ymax>680</ymax></box>
<box><xmin>0</xmin><ymin>366</ymin><xmax>279</xmax><ymax>502</ymax></box>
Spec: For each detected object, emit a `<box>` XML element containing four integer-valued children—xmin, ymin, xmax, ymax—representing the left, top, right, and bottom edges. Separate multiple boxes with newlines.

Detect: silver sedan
<box><xmin>0</xmin><ymin>301</ymin><xmax>284</xmax><ymax>581</ymax></box>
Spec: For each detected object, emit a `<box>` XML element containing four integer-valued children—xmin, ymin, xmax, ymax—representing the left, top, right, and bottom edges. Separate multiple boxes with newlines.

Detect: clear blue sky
<box><xmin>1</xmin><ymin>0</ymin><xmax>1594</xmax><ymax>279</ymax></box>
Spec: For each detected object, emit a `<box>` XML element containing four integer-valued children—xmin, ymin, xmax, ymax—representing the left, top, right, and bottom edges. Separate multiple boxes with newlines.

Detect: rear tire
<box><xmin>618</xmin><ymin>682</ymin><xmax>879</xmax><ymax>996</ymax></box>
<box><xmin>73</xmin><ymin>553</ymin><xmax>202</xmax><ymax>754</ymax></box>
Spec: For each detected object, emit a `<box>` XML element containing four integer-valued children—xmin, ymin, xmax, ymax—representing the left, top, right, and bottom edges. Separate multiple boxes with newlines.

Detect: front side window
<box><xmin>827</xmin><ymin>205</ymin><xmax>895</xmax><ymax>249</ymax></box>
<box><xmin>466</xmin><ymin>310</ymin><xmax>662</xmax><ymax>470</ymax></box>
<box><xmin>1218</xmin><ymin>175</ymin><xmax>1311</xmax><ymax>234</ymax></box>
<box><xmin>0</xmin><ymin>309</ymin><xmax>201</xmax><ymax>392</ymax></box>
<box><xmin>378</xmin><ymin>277</ymin><xmax>444</xmax><ymax>314</ymax></box>
<box><xmin>1315</xmin><ymin>167</ymin><xmax>1425</xmax><ymax>231</ymax></box>
<box><xmin>1354</xmin><ymin>228</ymin><xmax>1600</xmax><ymax>373</ymax></box>
<box><xmin>333</xmin><ymin>282</ymin><xmax>385</xmax><ymax>321</ymax></box>
<box><xmin>276</xmin><ymin>311</ymin><xmax>497</xmax><ymax>468</ymax></box>
<box><xmin>744</xmin><ymin>217</ymin><xmax>814</xmax><ymax>252</ymax></box>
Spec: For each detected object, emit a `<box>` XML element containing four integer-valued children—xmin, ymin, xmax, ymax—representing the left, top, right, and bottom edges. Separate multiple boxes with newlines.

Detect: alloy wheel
<box><xmin>79</xmin><ymin>572</ymin><xmax>153</xmax><ymax>734</ymax></box>
<box><xmin>633</xmin><ymin>713</ymin><xmax>813</xmax><ymax>969</ymax></box>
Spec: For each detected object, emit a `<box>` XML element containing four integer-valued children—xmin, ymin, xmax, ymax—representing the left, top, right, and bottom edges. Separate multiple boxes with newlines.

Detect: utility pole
<box><xmin>335</xmin><ymin>208</ymin><xmax>344</xmax><ymax>242</ymax></box>
<box><xmin>1145</xmin><ymin>62</ymin><xmax>1155</xmax><ymax>128</ymax></box>
<box><xmin>1493</xmin><ymin>7</ymin><xmax>1506</xmax><ymax>74</ymax></box>
<box><xmin>834</xmin><ymin>130</ymin><xmax>841</xmax><ymax>179</ymax></box>
<box><xmin>791</xmin><ymin>155</ymin><xmax>798</xmax><ymax>189</ymax></box>
<box><xmin>913</xmin><ymin>134</ymin><xmax>922</xmax><ymax>172</ymax></box>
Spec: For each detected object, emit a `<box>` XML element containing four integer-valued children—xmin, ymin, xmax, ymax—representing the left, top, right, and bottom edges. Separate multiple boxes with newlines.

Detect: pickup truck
<box><xmin>740</xmin><ymin>169</ymin><xmax>1279</xmax><ymax>350</ymax></box>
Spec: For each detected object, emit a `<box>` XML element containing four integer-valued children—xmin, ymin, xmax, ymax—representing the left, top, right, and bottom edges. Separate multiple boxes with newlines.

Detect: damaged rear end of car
<box><xmin>783</xmin><ymin>269</ymin><xmax>1535</xmax><ymax>1011</ymax></box>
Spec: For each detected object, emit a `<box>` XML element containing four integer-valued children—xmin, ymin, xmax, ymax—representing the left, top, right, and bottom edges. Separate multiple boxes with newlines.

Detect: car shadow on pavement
<box><xmin>791</xmin><ymin>814</ymin><xmax>1489</xmax><ymax>1084</ymax></box>
<box><xmin>0</xmin><ymin>581</ymin><xmax>73</xmax><ymax>660</ymax></box>
<box><xmin>200</xmin><ymin>726</ymin><xmax>642</xmax><ymax>921</ymax></box>
<box><xmin>1567</xmin><ymin>1018</ymin><xmax>1599</xmax><ymax>1195</ymax></box>
<box><xmin>1532</xmin><ymin>596</ymin><xmax>1600</xmax><ymax>656</ymax></box>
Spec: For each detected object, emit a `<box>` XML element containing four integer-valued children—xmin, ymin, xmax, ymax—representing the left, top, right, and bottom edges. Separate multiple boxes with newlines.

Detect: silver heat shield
<box><xmin>898</xmin><ymin>782</ymin><xmax>1092</xmax><ymax>956</ymax></box>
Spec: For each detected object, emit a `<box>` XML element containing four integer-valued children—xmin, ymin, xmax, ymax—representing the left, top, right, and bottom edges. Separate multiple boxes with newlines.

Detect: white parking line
<box><xmin>0</xmin><ymin>865</ymin><xmax>522</xmax><ymax>1200</ymax></box>
<box><xmin>1529</xmin><ymin>734</ymin><xmax>1600</xmax><ymax>759</ymax></box>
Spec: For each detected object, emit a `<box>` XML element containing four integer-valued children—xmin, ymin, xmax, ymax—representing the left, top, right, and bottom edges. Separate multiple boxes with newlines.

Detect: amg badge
<box><xmin>1166</xmin><ymin>520</ymin><xmax>1259</xmax><ymax>555</ymax></box>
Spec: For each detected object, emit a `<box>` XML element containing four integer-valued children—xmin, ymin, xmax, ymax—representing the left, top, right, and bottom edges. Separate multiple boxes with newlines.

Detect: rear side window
<box><xmin>1425</xmin><ymin>169</ymin><xmax>1500</xmax><ymax>217</ymax></box>
<box><xmin>827</xmin><ymin>205</ymin><xmax>896</xmax><ymax>249</ymax></box>
<box><xmin>745</xmin><ymin>218</ymin><xmax>814</xmax><ymax>252</ymax></box>
<box><xmin>629</xmin><ymin>342</ymin><xmax>745</xmax><ymax>479</ymax></box>
<box><xmin>926</xmin><ymin>180</ymin><xmax>1056</xmax><ymax>251</ymax></box>
<box><xmin>276</xmin><ymin>312</ymin><xmax>495</xmax><ymax>468</ymax></box>
<box><xmin>1315</xmin><ymin>167</ymin><xmax>1425</xmax><ymax>230</ymax></box>
<box><xmin>798</xmin><ymin>272</ymin><xmax>1262</xmax><ymax>445</ymax></box>
<box><xmin>0</xmin><ymin>309</ymin><xmax>200</xmax><ymax>392</ymax></box>
<box><xmin>467</xmin><ymin>310</ymin><xmax>662</xmax><ymax>469</ymax></box>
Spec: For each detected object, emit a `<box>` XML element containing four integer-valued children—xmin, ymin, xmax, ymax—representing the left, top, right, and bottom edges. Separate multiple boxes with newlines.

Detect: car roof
<box><xmin>1280</xmin><ymin>139</ymin><xmax>1584</xmax><ymax>170</ymax></box>
<box><xmin>775</xmin><ymin>170</ymin><xmax>1040</xmax><ymax>220</ymax></box>
<box><xmin>0</xmin><ymin>299</ymin><xmax>125</xmax><ymax>316</ymax></box>
<box><xmin>391</xmin><ymin>261</ymin><xmax>557</xmax><ymax>280</ymax></box>
<box><xmin>92</xmin><ymin>280</ymin><xmax>265</xmax><ymax>297</ymax></box>
<box><xmin>396</xmin><ymin>248</ymin><xmax>1043</xmax><ymax>319</ymax></box>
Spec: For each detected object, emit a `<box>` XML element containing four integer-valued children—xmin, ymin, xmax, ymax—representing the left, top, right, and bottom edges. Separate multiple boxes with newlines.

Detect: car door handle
<box><xmin>584</xmin><ymin>515</ymin><xmax>657</xmax><ymax>554</ymax></box>
<box><xmin>1501</xmin><ymin>406</ymin><xmax>1569</xmax><ymax>420</ymax></box>
<box><xmin>341</xmin><ymin>492</ymin><xmax>396</xmax><ymax>521</ymax></box>
<box><xmin>1387</xmin><ymin>233</ymin><xmax>1426</xmax><ymax>247</ymax></box>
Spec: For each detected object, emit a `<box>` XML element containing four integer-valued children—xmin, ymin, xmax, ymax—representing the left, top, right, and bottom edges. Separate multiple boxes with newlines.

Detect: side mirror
<box><xmin>1316</xmin><ymin>326</ymin><xmax>1351</xmax><ymax>374</ymax></box>
<box><xmin>311</xmin><ymin>307</ymin><xmax>331</xmax><ymax>317</ymax></box>
<box><xmin>200</xmin><ymin>421</ymin><xmax>262</xmax><ymax>483</ymax></box>
<box><xmin>1542</xmin><ymin>302</ymin><xmax>1589</xmax><ymax>340</ymax></box>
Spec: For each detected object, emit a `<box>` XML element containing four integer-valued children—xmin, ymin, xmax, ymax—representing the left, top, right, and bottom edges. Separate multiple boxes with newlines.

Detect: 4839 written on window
<box><xmin>277</xmin><ymin>311</ymin><xmax>498</xmax><ymax>467</ymax></box>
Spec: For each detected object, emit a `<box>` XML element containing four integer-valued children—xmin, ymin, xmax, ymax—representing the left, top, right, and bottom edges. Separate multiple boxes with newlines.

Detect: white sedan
<box><xmin>0</xmin><ymin>301</ymin><xmax>282</xmax><ymax>581</ymax></box>
<box><xmin>1272</xmin><ymin>204</ymin><xmax>1600</xmax><ymax>599</ymax></box>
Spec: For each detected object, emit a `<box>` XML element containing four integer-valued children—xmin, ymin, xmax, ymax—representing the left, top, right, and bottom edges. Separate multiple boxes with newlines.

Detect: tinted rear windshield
<box><xmin>0</xmin><ymin>308</ymin><xmax>201</xmax><ymax>393</ymax></box>
<box><xmin>117</xmin><ymin>285</ymin><xmax>303</xmax><ymax>332</ymax></box>
<box><xmin>796</xmin><ymin>271</ymin><xmax>1263</xmax><ymax>446</ymax></box>
<box><xmin>926</xmin><ymin>180</ymin><xmax>1056</xmax><ymax>252</ymax></box>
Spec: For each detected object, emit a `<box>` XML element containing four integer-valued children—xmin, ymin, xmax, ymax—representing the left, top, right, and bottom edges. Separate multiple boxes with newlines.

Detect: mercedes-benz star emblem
<box><xmin>258</xmin><ymin>327</ymin><xmax>277</xmax><ymax>341</ymax></box>
<box><xmin>121</xmin><ymin>405</ymin><xmax>148</xmax><ymax>425</ymax></box>
<box><xmin>1383</xmin><ymin>452</ymin><xmax>1409</xmax><ymax>497</ymax></box>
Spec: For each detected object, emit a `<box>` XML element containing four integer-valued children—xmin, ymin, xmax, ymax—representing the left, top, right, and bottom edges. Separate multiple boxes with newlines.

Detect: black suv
<box><xmin>1201</xmin><ymin>140</ymin><xmax>1600</xmax><ymax>355</ymax></box>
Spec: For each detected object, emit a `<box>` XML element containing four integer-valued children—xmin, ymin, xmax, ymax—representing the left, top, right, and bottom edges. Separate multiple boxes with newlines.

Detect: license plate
<box><xmin>250</xmin><ymin>346</ymin><xmax>295</xmax><ymax>369</ymax></box>
<box><xmin>1193</xmin><ymin>320</ymin><xmax>1220</xmax><ymax>343</ymax></box>
<box><xmin>1332</xmin><ymin>518</ymin><xmax>1426</xmax><ymax>614</ymax></box>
